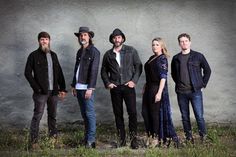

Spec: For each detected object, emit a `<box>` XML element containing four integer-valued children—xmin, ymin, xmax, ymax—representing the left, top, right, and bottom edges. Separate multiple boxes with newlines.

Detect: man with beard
<box><xmin>25</xmin><ymin>31</ymin><xmax>67</xmax><ymax>149</ymax></box>
<box><xmin>101</xmin><ymin>28</ymin><xmax>142</xmax><ymax>149</ymax></box>
<box><xmin>71</xmin><ymin>27</ymin><xmax>100</xmax><ymax>148</ymax></box>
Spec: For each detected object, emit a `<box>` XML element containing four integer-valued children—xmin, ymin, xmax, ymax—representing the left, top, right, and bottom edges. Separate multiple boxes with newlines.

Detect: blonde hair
<box><xmin>152</xmin><ymin>37</ymin><xmax>170</xmax><ymax>58</ymax></box>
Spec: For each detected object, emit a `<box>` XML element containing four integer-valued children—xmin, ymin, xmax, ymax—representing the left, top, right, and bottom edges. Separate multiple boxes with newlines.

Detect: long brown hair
<box><xmin>152</xmin><ymin>37</ymin><xmax>170</xmax><ymax>58</ymax></box>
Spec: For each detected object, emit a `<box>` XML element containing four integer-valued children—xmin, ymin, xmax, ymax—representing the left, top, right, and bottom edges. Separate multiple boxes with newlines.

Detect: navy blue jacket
<box><xmin>24</xmin><ymin>48</ymin><xmax>66</xmax><ymax>95</ymax></box>
<box><xmin>171</xmin><ymin>50</ymin><xmax>211</xmax><ymax>92</ymax></box>
<box><xmin>71</xmin><ymin>45</ymin><xmax>100</xmax><ymax>89</ymax></box>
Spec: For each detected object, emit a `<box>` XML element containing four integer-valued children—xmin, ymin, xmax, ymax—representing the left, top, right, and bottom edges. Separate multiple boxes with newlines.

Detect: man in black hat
<box><xmin>71</xmin><ymin>27</ymin><xmax>100</xmax><ymax>148</ymax></box>
<box><xmin>101</xmin><ymin>28</ymin><xmax>142</xmax><ymax>149</ymax></box>
<box><xmin>25</xmin><ymin>31</ymin><xmax>67</xmax><ymax>149</ymax></box>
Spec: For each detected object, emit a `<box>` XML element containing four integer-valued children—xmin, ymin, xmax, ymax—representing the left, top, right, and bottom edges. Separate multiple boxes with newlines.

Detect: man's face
<box><xmin>79</xmin><ymin>32</ymin><xmax>90</xmax><ymax>45</ymax></box>
<box><xmin>39</xmin><ymin>37</ymin><xmax>50</xmax><ymax>53</ymax></box>
<box><xmin>179</xmin><ymin>37</ymin><xmax>191</xmax><ymax>51</ymax></box>
<box><xmin>113</xmin><ymin>35</ymin><xmax>124</xmax><ymax>47</ymax></box>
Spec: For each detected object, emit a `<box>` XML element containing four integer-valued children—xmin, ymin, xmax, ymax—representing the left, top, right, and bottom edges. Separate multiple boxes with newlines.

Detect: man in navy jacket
<box><xmin>171</xmin><ymin>33</ymin><xmax>211</xmax><ymax>143</ymax></box>
<box><xmin>71</xmin><ymin>27</ymin><xmax>100</xmax><ymax>149</ymax></box>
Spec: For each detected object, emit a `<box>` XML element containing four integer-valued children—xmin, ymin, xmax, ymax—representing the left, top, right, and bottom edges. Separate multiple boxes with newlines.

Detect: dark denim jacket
<box><xmin>171</xmin><ymin>50</ymin><xmax>211</xmax><ymax>92</ymax></box>
<box><xmin>101</xmin><ymin>44</ymin><xmax>142</xmax><ymax>87</ymax></box>
<box><xmin>71</xmin><ymin>45</ymin><xmax>100</xmax><ymax>89</ymax></box>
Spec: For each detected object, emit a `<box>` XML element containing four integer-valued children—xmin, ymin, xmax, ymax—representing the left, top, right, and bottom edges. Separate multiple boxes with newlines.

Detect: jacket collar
<box><xmin>177</xmin><ymin>49</ymin><xmax>194</xmax><ymax>61</ymax></box>
<box><xmin>79</xmin><ymin>44</ymin><xmax>93</xmax><ymax>52</ymax></box>
<box><xmin>110</xmin><ymin>44</ymin><xmax>127</xmax><ymax>54</ymax></box>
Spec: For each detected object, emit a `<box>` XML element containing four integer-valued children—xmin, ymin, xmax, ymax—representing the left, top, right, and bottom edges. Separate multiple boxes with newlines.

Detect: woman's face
<box><xmin>152</xmin><ymin>40</ymin><xmax>162</xmax><ymax>55</ymax></box>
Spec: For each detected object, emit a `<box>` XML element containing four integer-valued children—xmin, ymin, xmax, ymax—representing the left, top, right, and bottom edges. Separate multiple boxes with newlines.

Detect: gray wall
<box><xmin>0</xmin><ymin>0</ymin><xmax>236</xmax><ymax>128</ymax></box>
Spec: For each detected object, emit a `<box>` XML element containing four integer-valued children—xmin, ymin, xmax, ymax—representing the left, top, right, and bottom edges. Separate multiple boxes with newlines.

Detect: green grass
<box><xmin>0</xmin><ymin>123</ymin><xmax>235</xmax><ymax>157</ymax></box>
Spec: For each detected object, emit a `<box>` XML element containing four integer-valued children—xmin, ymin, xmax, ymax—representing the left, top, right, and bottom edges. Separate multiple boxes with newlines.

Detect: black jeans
<box><xmin>110</xmin><ymin>85</ymin><xmax>137</xmax><ymax>140</ymax></box>
<box><xmin>142</xmin><ymin>85</ymin><xmax>161</xmax><ymax>137</ymax></box>
<box><xmin>30</xmin><ymin>91</ymin><xmax>58</xmax><ymax>143</ymax></box>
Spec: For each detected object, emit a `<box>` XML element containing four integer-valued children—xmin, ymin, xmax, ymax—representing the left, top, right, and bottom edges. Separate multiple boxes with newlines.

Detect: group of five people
<box><xmin>24</xmin><ymin>26</ymin><xmax>211</xmax><ymax>150</ymax></box>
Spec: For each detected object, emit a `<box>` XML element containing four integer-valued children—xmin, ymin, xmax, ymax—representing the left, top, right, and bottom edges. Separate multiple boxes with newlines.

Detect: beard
<box><xmin>114</xmin><ymin>41</ymin><xmax>122</xmax><ymax>48</ymax></box>
<box><xmin>40</xmin><ymin>43</ymin><xmax>50</xmax><ymax>53</ymax></box>
<box><xmin>81</xmin><ymin>40</ymin><xmax>87</xmax><ymax>45</ymax></box>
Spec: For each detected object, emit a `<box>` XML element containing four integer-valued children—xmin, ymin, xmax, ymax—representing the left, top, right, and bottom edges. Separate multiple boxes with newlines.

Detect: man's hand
<box><xmin>58</xmin><ymin>91</ymin><xmax>67</xmax><ymax>101</ymax></box>
<box><xmin>107</xmin><ymin>83</ymin><xmax>117</xmax><ymax>89</ymax></box>
<box><xmin>85</xmin><ymin>89</ymin><xmax>93</xmax><ymax>99</ymax></box>
<box><xmin>71</xmin><ymin>87</ymin><xmax>77</xmax><ymax>97</ymax></box>
<box><xmin>125</xmin><ymin>81</ymin><xmax>135</xmax><ymax>88</ymax></box>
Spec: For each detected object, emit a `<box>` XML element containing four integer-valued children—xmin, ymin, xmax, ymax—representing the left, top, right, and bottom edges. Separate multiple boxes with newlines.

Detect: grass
<box><xmin>0</xmin><ymin>122</ymin><xmax>235</xmax><ymax>157</ymax></box>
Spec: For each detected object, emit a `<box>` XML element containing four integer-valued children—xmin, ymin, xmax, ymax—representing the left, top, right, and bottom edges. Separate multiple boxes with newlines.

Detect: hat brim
<box><xmin>74</xmin><ymin>31</ymin><xmax>94</xmax><ymax>38</ymax></box>
<box><xmin>109</xmin><ymin>33</ymin><xmax>126</xmax><ymax>44</ymax></box>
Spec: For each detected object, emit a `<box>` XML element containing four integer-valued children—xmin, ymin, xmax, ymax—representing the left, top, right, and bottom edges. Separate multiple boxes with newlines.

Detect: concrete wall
<box><xmin>0</xmin><ymin>0</ymin><xmax>235</xmax><ymax>128</ymax></box>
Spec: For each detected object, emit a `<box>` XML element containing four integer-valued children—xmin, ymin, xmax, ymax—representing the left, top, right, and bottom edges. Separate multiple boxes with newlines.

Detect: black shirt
<box><xmin>178</xmin><ymin>53</ymin><xmax>192</xmax><ymax>93</ymax></box>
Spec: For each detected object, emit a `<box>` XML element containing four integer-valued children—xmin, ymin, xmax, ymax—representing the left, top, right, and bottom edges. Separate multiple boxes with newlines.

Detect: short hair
<box><xmin>38</xmin><ymin>32</ymin><xmax>50</xmax><ymax>41</ymax></box>
<box><xmin>178</xmin><ymin>33</ymin><xmax>191</xmax><ymax>43</ymax></box>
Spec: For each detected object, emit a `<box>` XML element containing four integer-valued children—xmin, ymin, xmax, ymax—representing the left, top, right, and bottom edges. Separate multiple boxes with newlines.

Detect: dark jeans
<box><xmin>30</xmin><ymin>91</ymin><xmax>58</xmax><ymax>143</ymax></box>
<box><xmin>110</xmin><ymin>85</ymin><xmax>137</xmax><ymax>140</ymax></box>
<box><xmin>177</xmin><ymin>90</ymin><xmax>206</xmax><ymax>139</ymax></box>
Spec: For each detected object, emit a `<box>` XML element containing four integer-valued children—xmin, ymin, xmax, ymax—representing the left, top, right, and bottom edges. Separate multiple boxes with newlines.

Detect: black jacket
<box><xmin>71</xmin><ymin>45</ymin><xmax>100</xmax><ymax>89</ymax></box>
<box><xmin>101</xmin><ymin>44</ymin><xmax>142</xmax><ymax>87</ymax></box>
<box><xmin>24</xmin><ymin>48</ymin><xmax>66</xmax><ymax>95</ymax></box>
<box><xmin>171</xmin><ymin>50</ymin><xmax>211</xmax><ymax>92</ymax></box>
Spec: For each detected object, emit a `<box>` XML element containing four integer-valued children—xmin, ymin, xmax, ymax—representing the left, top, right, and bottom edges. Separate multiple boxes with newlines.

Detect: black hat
<box><xmin>74</xmin><ymin>27</ymin><xmax>94</xmax><ymax>38</ymax></box>
<box><xmin>38</xmin><ymin>31</ymin><xmax>50</xmax><ymax>41</ymax></box>
<box><xmin>109</xmin><ymin>28</ymin><xmax>126</xmax><ymax>44</ymax></box>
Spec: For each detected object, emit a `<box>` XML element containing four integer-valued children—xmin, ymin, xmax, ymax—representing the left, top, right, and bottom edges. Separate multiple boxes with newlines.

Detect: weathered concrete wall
<box><xmin>0</xmin><ymin>0</ymin><xmax>235</xmax><ymax>128</ymax></box>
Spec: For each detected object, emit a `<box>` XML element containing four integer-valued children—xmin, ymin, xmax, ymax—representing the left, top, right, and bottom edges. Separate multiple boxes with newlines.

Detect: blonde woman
<box><xmin>142</xmin><ymin>37</ymin><xmax>179</xmax><ymax>148</ymax></box>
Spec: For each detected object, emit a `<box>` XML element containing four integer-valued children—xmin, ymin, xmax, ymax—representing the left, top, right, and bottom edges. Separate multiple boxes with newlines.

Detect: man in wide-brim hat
<box><xmin>101</xmin><ymin>28</ymin><xmax>142</xmax><ymax>149</ymax></box>
<box><xmin>71</xmin><ymin>26</ymin><xmax>100</xmax><ymax>149</ymax></box>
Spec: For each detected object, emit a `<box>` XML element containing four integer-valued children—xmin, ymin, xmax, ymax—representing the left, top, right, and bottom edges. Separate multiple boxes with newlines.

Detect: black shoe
<box><xmin>130</xmin><ymin>137</ymin><xmax>139</xmax><ymax>149</ymax></box>
<box><xmin>186</xmin><ymin>137</ymin><xmax>194</xmax><ymax>144</ymax></box>
<box><xmin>173</xmin><ymin>137</ymin><xmax>180</xmax><ymax>149</ymax></box>
<box><xmin>85</xmin><ymin>142</ymin><xmax>96</xmax><ymax>149</ymax></box>
<box><xmin>118</xmin><ymin>139</ymin><xmax>126</xmax><ymax>147</ymax></box>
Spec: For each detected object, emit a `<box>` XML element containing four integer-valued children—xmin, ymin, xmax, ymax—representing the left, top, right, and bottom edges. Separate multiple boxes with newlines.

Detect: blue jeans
<box><xmin>76</xmin><ymin>90</ymin><xmax>96</xmax><ymax>143</ymax></box>
<box><xmin>177</xmin><ymin>90</ymin><xmax>206</xmax><ymax>139</ymax></box>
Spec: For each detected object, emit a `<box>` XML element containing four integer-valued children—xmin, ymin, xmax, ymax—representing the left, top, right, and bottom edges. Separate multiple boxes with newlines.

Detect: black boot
<box><xmin>130</xmin><ymin>132</ymin><xmax>139</xmax><ymax>149</ymax></box>
<box><xmin>173</xmin><ymin>136</ymin><xmax>180</xmax><ymax>148</ymax></box>
<box><xmin>119</xmin><ymin>138</ymin><xmax>126</xmax><ymax>147</ymax></box>
<box><xmin>85</xmin><ymin>142</ymin><xmax>96</xmax><ymax>149</ymax></box>
<box><xmin>117</xmin><ymin>129</ymin><xmax>126</xmax><ymax>147</ymax></box>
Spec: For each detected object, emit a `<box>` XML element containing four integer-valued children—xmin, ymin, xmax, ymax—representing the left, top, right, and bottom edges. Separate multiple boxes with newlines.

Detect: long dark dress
<box><xmin>142</xmin><ymin>54</ymin><xmax>178</xmax><ymax>143</ymax></box>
